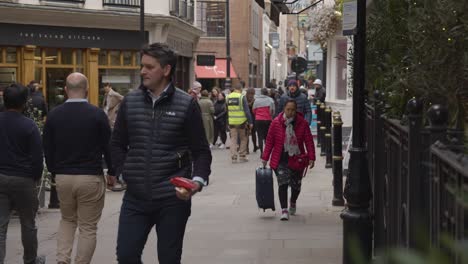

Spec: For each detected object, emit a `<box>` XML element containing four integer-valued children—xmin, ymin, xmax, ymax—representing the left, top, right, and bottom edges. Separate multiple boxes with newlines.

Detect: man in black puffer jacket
<box><xmin>278</xmin><ymin>79</ymin><xmax>312</xmax><ymax>124</ymax></box>
<box><xmin>110</xmin><ymin>43</ymin><xmax>212</xmax><ymax>264</ymax></box>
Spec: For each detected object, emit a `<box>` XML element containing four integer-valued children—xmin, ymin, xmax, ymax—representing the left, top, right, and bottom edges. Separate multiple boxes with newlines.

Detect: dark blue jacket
<box><xmin>0</xmin><ymin>111</ymin><xmax>43</xmax><ymax>180</ymax></box>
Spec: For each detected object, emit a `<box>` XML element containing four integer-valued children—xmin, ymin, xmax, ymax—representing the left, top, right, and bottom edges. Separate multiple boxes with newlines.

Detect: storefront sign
<box><xmin>269</xmin><ymin>32</ymin><xmax>280</xmax><ymax>48</ymax></box>
<box><xmin>342</xmin><ymin>0</ymin><xmax>357</xmax><ymax>35</ymax></box>
<box><xmin>0</xmin><ymin>23</ymin><xmax>146</xmax><ymax>49</ymax></box>
<box><xmin>166</xmin><ymin>36</ymin><xmax>193</xmax><ymax>58</ymax></box>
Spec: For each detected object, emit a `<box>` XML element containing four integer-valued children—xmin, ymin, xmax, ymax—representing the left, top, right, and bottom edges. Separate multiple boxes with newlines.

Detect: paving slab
<box><xmin>4</xmin><ymin>141</ymin><xmax>343</xmax><ymax>263</ymax></box>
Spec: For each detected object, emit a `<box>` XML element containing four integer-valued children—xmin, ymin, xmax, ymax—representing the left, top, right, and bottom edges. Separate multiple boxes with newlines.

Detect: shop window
<box><xmin>76</xmin><ymin>50</ymin><xmax>83</xmax><ymax>65</ymax></box>
<box><xmin>109</xmin><ymin>51</ymin><xmax>120</xmax><ymax>66</ymax></box>
<box><xmin>0</xmin><ymin>51</ymin><xmax>2</xmax><ymax>63</ymax></box>
<box><xmin>123</xmin><ymin>51</ymin><xmax>132</xmax><ymax>66</ymax></box>
<box><xmin>99</xmin><ymin>50</ymin><xmax>107</xmax><ymax>66</ymax></box>
<box><xmin>6</xmin><ymin>47</ymin><xmax>17</xmax><ymax>63</ymax></box>
<box><xmin>45</xmin><ymin>48</ymin><xmax>58</xmax><ymax>64</ymax></box>
<box><xmin>0</xmin><ymin>68</ymin><xmax>16</xmax><ymax>87</ymax></box>
<box><xmin>61</xmin><ymin>49</ymin><xmax>73</xmax><ymax>65</ymax></box>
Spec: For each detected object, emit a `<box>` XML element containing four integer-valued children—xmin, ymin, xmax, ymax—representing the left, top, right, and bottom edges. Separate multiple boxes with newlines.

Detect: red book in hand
<box><xmin>170</xmin><ymin>177</ymin><xmax>196</xmax><ymax>189</ymax></box>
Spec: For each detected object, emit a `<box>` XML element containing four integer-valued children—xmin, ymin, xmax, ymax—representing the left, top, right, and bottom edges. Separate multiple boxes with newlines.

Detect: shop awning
<box><xmin>195</xmin><ymin>59</ymin><xmax>238</xmax><ymax>79</ymax></box>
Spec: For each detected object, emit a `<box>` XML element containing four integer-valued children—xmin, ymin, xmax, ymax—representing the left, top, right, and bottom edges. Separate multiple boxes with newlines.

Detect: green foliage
<box><xmin>366</xmin><ymin>0</ymin><xmax>468</xmax><ymax>134</ymax></box>
<box><xmin>374</xmin><ymin>235</ymin><xmax>468</xmax><ymax>264</ymax></box>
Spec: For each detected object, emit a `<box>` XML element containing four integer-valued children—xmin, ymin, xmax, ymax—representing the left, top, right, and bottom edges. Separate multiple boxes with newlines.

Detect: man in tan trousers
<box><xmin>43</xmin><ymin>73</ymin><xmax>115</xmax><ymax>264</ymax></box>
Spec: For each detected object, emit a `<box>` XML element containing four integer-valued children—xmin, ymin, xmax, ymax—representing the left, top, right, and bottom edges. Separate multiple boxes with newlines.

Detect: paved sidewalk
<box><xmin>5</xmin><ymin>144</ymin><xmax>343</xmax><ymax>264</ymax></box>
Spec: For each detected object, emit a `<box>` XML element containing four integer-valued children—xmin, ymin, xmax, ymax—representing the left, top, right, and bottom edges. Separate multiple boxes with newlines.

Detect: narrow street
<box><xmin>5</xmin><ymin>144</ymin><xmax>343</xmax><ymax>264</ymax></box>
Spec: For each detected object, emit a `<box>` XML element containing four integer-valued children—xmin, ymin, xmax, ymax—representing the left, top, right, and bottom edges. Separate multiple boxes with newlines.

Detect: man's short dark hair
<box><xmin>4</xmin><ymin>83</ymin><xmax>28</xmax><ymax>110</ymax></box>
<box><xmin>141</xmin><ymin>43</ymin><xmax>177</xmax><ymax>78</ymax></box>
<box><xmin>261</xmin><ymin>88</ymin><xmax>269</xmax><ymax>95</ymax></box>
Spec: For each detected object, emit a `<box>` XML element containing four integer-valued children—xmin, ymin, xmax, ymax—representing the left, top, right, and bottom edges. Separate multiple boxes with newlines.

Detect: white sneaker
<box><xmin>280</xmin><ymin>209</ymin><xmax>289</xmax><ymax>221</ymax></box>
<box><xmin>219</xmin><ymin>143</ymin><xmax>225</xmax><ymax>149</ymax></box>
<box><xmin>209</xmin><ymin>144</ymin><xmax>214</xmax><ymax>149</ymax></box>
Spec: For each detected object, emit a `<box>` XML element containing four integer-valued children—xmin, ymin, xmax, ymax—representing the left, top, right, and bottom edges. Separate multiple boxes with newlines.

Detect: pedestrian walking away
<box><xmin>246</xmin><ymin>87</ymin><xmax>258</xmax><ymax>153</ymax></box>
<box><xmin>278</xmin><ymin>80</ymin><xmax>312</xmax><ymax>124</ymax></box>
<box><xmin>226</xmin><ymin>83</ymin><xmax>253</xmax><ymax>163</ymax></box>
<box><xmin>213</xmin><ymin>92</ymin><xmax>227</xmax><ymax>149</ymax></box>
<box><xmin>27</xmin><ymin>81</ymin><xmax>47</xmax><ymax>119</ymax></box>
<box><xmin>261</xmin><ymin>99</ymin><xmax>316</xmax><ymax>221</ymax></box>
<box><xmin>252</xmin><ymin>88</ymin><xmax>275</xmax><ymax>156</ymax></box>
<box><xmin>0</xmin><ymin>83</ymin><xmax>45</xmax><ymax>264</ymax></box>
<box><xmin>42</xmin><ymin>72</ymin><xmax>115</xmax><ymax>264</ymax></box>
<box><xmin>198</xmin><ymin>89</ymin><xmax>215</xmax><ymax>149</ymax></box>
<box><xmin>111</xmin><ymin>43</ymin><xmax>212</xmax><ymax>264</ymax></box>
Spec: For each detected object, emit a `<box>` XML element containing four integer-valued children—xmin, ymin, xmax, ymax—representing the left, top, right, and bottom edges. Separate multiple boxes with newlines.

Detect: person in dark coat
<box><xmin>278</xmin><ymin>80</ymin><xmax>312</xmax><ymax>124</ymax></box>
<box><xmin>28</xmin><ymin>81</ymin><xmax>47</xmax><ymax>119</ymax></box>
<box><xmin>213</xmin><ymin>92</ymin><xmax>227</xmax><ymax>148</ymax></box>
<box><xmin>110</xmin><ymin>43</ymin><xmax>212</xmax><ymax>264</ymax></box>
<box><xmin>0</xmin><ymin>83</ymin><xmax>46</xmax><ymax>264</ymax></box>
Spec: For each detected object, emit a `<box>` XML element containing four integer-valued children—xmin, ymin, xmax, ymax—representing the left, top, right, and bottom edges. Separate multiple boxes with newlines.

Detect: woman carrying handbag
<box><xmin>261</xmin><ymin>99</ymin><xmax>316</xmax><ymax>221</ymax></box>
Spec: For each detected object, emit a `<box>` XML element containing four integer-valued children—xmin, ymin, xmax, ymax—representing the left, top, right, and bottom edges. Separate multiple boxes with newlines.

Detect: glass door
<box><xmin>46</xmin><ymin>68</ymin><xmax>73</xmax><ymax>110</ymax></box>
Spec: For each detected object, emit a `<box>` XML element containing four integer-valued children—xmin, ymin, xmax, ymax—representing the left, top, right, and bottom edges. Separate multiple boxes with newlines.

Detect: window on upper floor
<box><xmin>103</xmin><ymin>0</ymin><xmax>140</xmax><ymax>7</ymax></box>
<box><xmin>196</xmin><ymin>1</ymin><xmax>226</xmax><ymax>37</ymax></box>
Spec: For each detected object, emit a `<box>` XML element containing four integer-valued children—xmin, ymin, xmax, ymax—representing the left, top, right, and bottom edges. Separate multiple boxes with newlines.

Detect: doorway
<box><xmin>46</xmin><ymin>68</ymin><xmax>72</xmax><ymax>110</ymax></box>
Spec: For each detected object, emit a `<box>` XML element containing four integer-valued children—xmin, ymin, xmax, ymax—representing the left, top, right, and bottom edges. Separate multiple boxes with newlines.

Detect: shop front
<box><xmin>0</xmin><ymin>23</ymin><xmax>143</xmax><ymax>109</ymax></box>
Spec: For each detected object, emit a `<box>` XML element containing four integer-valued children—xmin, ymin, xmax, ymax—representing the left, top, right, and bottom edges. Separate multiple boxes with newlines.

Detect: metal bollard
<box><xmin>325</xmin><ymin>106</ymin><xmax>333</xmax><ymax>168</ymax></box>
<box><xmin>332</xmin><ymin>111</ymin><xmax>344</xmax><ymax>206</ymax></box>
<box><xmin>315</xmin><ymin>101</ymin><xmax>322</xmax><ymax>147</ymax></box>
<box><xmin>320</xmin><ymin>103</ymin><xmax>326</xmax><ymax>156</ymax></box>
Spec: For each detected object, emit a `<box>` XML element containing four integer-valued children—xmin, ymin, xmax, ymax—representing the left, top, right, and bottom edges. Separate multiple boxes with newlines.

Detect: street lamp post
<box><xmin>225</xmin><ymin>0</ymin><xmax>232</xmax><ymax>91</ymax></box>
<box><xmin>140</xmin><ymin>0</ymin><xmax>145</xmax><ymax>46</ymax></box>
<box><xmin>340</xmin><ymin>0</ymin><xmax>372</xmax><ymax>263</ymax></box>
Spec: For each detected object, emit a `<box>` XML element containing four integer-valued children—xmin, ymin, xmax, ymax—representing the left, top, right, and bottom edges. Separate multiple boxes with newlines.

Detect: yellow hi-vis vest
<box><xmin>227</xmin><ymin>91</ymin><xmax>247</xmax><ymax>126</ymax></box>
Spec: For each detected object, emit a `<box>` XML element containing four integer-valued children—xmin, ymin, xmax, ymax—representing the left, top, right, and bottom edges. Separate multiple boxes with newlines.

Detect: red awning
<box><xmin>195</xmin><ymin>59</ymin><xmax>238</xmax><ymax>79</ymax></box>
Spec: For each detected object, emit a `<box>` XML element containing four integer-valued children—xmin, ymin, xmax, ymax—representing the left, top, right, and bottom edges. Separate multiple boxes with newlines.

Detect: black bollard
<box><xmin>316</xmin><ymin>101</ymin><xmax>322</xmax><ymax>147</ymax></box>
<box><xmin>320</xmin><ymin>103</ymin><xmax>326</xmax><ymax>156</ymax></box>
<box><xmin>332</xmin><ymin>111</ymin><xmax>345</xmax><ymax>206</ymax></box>
<box><xmin>325</xmin><ymin>106</ymin><xmax>333</xmax><ymax>168</ymax></box>
<box><xmin>48</xmin><ymin>173</ymin><xmax>60</xmax><ymax>209</ymax></box>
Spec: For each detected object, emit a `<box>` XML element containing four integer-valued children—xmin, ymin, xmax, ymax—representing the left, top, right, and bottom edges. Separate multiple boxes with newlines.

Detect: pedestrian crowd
<box><xmin>0</xmin><ymin>41</ymin><xmax>325</xmax><ymax>263</ymax></box>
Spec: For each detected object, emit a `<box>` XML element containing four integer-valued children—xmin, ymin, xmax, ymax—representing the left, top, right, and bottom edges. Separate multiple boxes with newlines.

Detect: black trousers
<box><xmin>213</xmin><ymin>120</ymin><xmax>227</xmax><ymax>145</ymax></box>
<box><xmin>0</xmin><ymin>175</ymin><xmax>38</xmax><ymax>264</ymax></box>
<box><xmin>116</xmin><ymin>193</ymin><xmax>191</xmax><ymax>264</ymax></box>
<box><xmin>255</xmin><ymin>120</ymin><xmax>271</xmax><ymax>154</ymax></box>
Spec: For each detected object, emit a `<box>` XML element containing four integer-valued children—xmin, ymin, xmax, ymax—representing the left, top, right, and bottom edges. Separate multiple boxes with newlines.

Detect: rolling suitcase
<box><xmin>255</xmin><ymin>166</ymin><xmax>275</xmax><ymax>211</ymax></box>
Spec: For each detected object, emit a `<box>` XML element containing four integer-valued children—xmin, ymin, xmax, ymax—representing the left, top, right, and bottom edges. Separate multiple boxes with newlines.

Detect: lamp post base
<box><xmin>340</xmin><ymin>207</ymin><xmax>372</xmax><ymax>264</ymax></box>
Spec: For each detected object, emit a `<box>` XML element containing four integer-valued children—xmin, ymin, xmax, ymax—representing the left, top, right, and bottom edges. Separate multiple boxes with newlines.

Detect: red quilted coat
<box><xmin>261</xmin><ymin>112</ymin><xmax>316</xmax><ymax>169</ymax></box>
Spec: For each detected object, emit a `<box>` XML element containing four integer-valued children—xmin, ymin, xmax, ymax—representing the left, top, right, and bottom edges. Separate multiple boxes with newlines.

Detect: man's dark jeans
<box><xmin>255</xmin><ymin>120</ymin><xmax>271</xmax><ymax>154</ymax></box>
<box><xmin>116</xmin><ymin>193</ymin><xmax>191</xmax><ymax>264</ymax></box>
<box><xmin>0</xmin><ymin>174</ymin><xmax>38</xmax><ymax>264</ymax></box>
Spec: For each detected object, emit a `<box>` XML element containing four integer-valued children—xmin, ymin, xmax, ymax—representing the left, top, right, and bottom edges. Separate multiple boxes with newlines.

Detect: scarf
<box><xmin>283</xmin><ymin>113</ymin><xmax>301</xmax><ymax>156</ymax></box>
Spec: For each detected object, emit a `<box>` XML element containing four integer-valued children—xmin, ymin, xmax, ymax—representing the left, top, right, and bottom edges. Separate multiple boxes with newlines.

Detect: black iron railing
<box><xmin>103</xmin><ymin>0</ymin><xmax>140</xmax><ymax>7</ymax></box>
<box><xmin>367</xmin><ymin>95</ymin><xmax>468</xmax><ymax>263</ymax></box>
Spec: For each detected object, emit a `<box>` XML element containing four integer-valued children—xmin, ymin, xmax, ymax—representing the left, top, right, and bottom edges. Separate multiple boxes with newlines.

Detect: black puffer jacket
<box><xmin>111</xmin><ymin>84</ymin><xmax>212</xmax><ymax>201</ymax></box>
<box><xmin>214</xmin><ymin>99</ymin><xmax>227</xmax><ymax>127</ymax></box>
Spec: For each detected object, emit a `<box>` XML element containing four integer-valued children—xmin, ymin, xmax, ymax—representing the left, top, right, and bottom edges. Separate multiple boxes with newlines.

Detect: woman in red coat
<box><xmin>261</xmin><ymin>99</ymin><xmax>316</xmax><ymax>221</ymax></box>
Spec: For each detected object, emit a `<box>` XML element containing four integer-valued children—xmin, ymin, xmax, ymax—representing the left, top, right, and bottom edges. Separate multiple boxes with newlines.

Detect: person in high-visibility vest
<box><xmin>227</xmin><ymin>83</ymin><xmax>253</xmax><ymax>163</ymax></box>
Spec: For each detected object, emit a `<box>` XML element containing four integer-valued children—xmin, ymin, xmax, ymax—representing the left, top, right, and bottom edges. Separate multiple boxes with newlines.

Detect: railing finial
<box><xmin>427</xmin><ymin>105</ymin><xmax>449</xmax><ymax>128</ymax></box>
